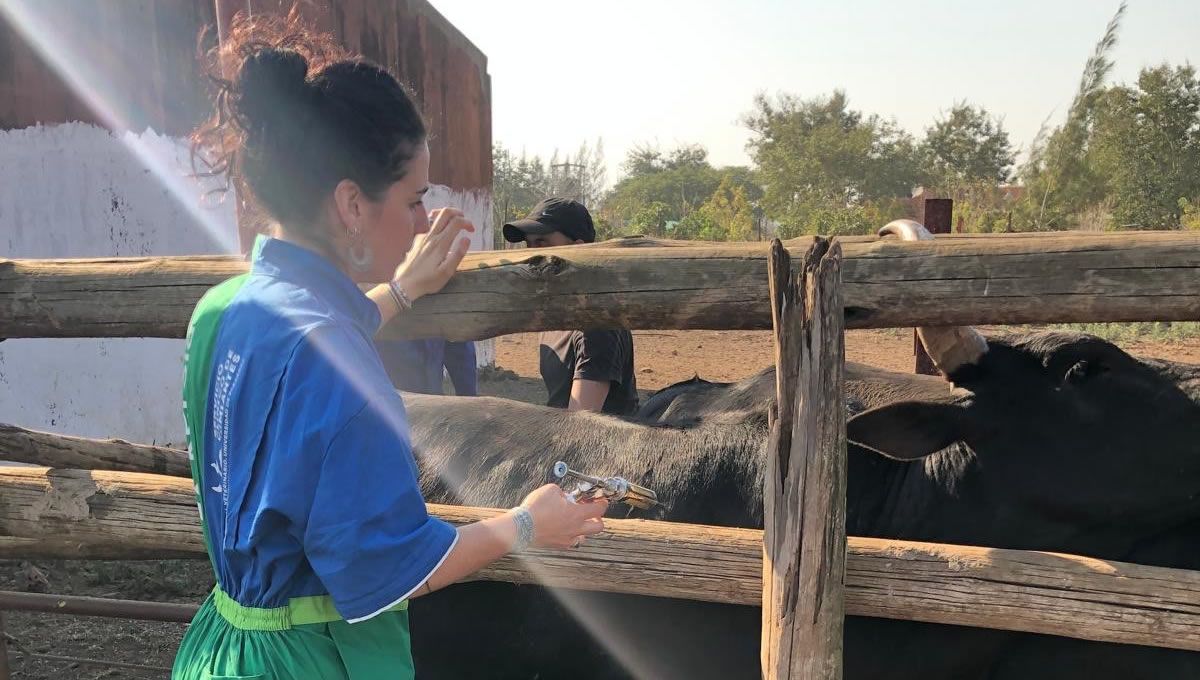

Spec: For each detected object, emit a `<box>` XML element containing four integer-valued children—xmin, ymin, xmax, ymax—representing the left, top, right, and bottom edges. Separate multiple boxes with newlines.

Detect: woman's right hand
<box><xmin>393</xmin><ymin>207</ymin><xmax>475</xmax><ymax>302</ymax></box>
<box><xmin>519</xmin><ymin>483</ymin><xmax>608</xmax><ymax>549</ymax></box>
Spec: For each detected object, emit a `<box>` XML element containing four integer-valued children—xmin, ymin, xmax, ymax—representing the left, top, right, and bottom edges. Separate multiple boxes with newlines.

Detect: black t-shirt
<box><xmin>539</xmin><ymin>329</ymin><xmax>638</xmax><ymax>416</ymax></box>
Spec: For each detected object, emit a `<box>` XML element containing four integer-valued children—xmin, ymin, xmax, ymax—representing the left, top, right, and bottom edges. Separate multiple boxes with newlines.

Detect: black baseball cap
<box><xmin>503</xmin><ymin>197</ymin><xmax>596</xmax><ymax>244</ymax></box>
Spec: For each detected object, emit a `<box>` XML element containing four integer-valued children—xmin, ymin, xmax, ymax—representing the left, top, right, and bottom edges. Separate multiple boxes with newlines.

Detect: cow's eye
<box><xmin>1064</xmin><ymin>360</ymin><xmax>1107</xmax><ymax>385</ymax></box>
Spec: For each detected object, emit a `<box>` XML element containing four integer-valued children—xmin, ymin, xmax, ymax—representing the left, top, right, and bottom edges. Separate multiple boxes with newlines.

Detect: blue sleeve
<box><xmin>298</xmin><ymin>330</ymin><xmax>458</xmax><ymax>622</ymax></box>
<box><xmin>443</xmin><ymin>341</ymin><xmax>478</xmax><ymax>396</ymax></box>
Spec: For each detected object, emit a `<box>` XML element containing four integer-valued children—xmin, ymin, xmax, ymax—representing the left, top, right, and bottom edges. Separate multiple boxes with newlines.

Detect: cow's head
<box><xmin>849</xmin><ymin>328</ymin><xmax>1200</xmax><ymax>530</ymax></box>
<box><xmin>848</xmin><ymin>220</ymin><xmax>1200</xmax><ymax>536</ymax></box>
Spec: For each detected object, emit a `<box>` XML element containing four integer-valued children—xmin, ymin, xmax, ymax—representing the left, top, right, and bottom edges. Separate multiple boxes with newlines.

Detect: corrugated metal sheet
<box><xmin>0</xmin><ymin>0</ymin><xmax>491</xmax><ymax>190</ymax></box>
<box><xmin>0</xmin><ymin>1</ymin><xmax>218</xmax><ymax>136</ymax></box>
<box><xmin>321</xmin><ymin>0</ymin><xmax>492</xmax><ymax>191</ymax></box>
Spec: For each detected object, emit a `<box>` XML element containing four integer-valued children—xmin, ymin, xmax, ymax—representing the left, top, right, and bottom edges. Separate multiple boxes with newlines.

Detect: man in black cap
<box><xmin>503</xmin><ymin>197</ymin><xmax>638</xmax><ymax>416</ymax></box>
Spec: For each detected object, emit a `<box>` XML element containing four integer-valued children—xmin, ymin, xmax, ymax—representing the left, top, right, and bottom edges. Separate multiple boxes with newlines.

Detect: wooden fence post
<box><xmin>0</xmin><ymin>610</ymin><xmax>10</xmax><ymax>680</ymax></box>
<box><xmin>914</xmin><ymin>198</ymin><xmax>953</xmax><ymax>375</ymax></box>
<box><xmin>762</xmin><ymin>238</ymin><xmax>847</xmax><ymax>679</ymax></box>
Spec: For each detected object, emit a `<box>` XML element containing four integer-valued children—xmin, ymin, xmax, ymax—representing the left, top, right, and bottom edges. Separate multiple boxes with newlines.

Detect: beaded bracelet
<box><xmin>511</xmin><ymin>506</ymin><xmax>535</xmax><ymax>553</ymax></box>
<box><xmin>387</xmin><ymin>280</ymin><xmax>412</xmax><ymax>312</ymax></box>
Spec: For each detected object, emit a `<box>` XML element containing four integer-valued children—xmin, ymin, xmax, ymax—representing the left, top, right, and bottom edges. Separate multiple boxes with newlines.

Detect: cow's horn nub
<box><xmin>878</xmin><ymin>219</ymin><xmax>989</xmax><ymax>376</ymax></box>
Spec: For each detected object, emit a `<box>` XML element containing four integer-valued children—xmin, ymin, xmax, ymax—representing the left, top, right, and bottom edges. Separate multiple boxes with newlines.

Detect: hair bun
<box><xmin>192</xmin><ymin>10</ymin><xmax>427</xmax><ymax>232</ymax></box>
<box><xmin>234</xmin><ymin>47</ymin><xmax>312</xmax><ymax>133</ymax></box>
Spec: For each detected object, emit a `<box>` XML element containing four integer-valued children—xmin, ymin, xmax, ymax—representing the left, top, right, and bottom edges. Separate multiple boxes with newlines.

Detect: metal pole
<box><xmin>0</xmin><ymin>591</ymin><xmax>198</xmax><ymax>623</ymax></box>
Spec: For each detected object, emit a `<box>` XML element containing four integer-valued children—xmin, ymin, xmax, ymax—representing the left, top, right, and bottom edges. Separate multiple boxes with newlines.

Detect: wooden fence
<box><xmin>3</xmin><ymin>231</ymin><xmax>1200</xmax><ymax>678</ymax></box>
<box><xmin>2</xmin><ymin>461</ymin><xmax>1200</xmax><ymax>655</ymax></box>
<box><xmin>4</xmin><ymin>232</ymin><xmax>1200</xmax><ymax>341</ymax></box>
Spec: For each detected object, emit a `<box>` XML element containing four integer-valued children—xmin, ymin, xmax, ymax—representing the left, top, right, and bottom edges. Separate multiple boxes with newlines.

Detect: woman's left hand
<box><xmin>394</xmin><ymin>207</ymin><xmax>476</xmax><ymax>301</ymax></box>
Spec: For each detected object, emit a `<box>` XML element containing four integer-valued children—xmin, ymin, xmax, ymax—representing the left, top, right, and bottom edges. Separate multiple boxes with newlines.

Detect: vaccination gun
<box><xmin>552</xmin><ymin>461</ymin><xmax>659</xmax><ymax>510</ymax></box>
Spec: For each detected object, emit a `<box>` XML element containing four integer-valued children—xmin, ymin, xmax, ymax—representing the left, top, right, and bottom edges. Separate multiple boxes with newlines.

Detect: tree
<box><xmin>492</xmin><ymin>144</ymin><xmax>549</xmax><ymax>232</ymax></box>
<box><xmin>674</xmin><ymin>176</ymin><xmax>756</xmax><ymax>241</ymax></box>
<box><xmin>743</xmin><ymin>90</ymin><xmax>920</xmax><ymax>236</ymax></box>
<box><xmin>621</xmin><ymin>144</ymin><xmax>665</xmax><ymax>178</ymax></box>
<box><xmin>921</xmin><ymin>103</ymin><xmax>1015</xmax><ymax>187</ymax></box>
<box><xmin>910</xmin><ymin>104</ymin><xmax>1018</xmax><ymax>234</ymax></box>
<box><xmin>627</xmin><ymin>201</ymin><xmax>672</xmax><ymax>237</ymax></box>
<box><xmin>605</xmin><ymin>143</ymin><xmax>761</xmax><ymax>236</ymax></box>
<box><xmin>545</xmin><ymin>140</ymin><xmax>608</xmax><ymax>208</ymax></box>
<box><xmin>606</xmin><ymin>162</ymin><xmax>720</xmax><ymax>227</ymax></box>
<box><xmin>664</xmin><ymin>144</ymin><xmax>709</xmax><ymax>171</ymax></box>
<box><xmin>619</xmin><ymin>143</ymin><xmax>710</xmax><ymax>178</ymax></box>
<box><xmin>1090</xmin><ymin>65</ymin><xmax>1200</xmax><ymax>229</ymax></box>
<box><xmin>1013</xmin><ymin>2</ymin><xmax>1200</xmax><ymax>231</ymax></box>
<box><xmin>1016</xmin><ymin>2</ymin><xmax>1126</xmax><ymax>230</ymax></box>
<box><xmin>1183</xmin><ymin>198</ymin><xmax>1200</xmax><ymax>231</ymax></box>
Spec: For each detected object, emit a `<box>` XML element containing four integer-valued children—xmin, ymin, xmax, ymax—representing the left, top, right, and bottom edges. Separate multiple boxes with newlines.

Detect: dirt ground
<box><xmin>6</xmin><ymin>328</ymin><xmax>1200</xmax><ymax>678</ymax></box>
<box><xmin>488</xmin><ymin>328</ymin><xmax>1200</xmax><ymax>397</ymax></box>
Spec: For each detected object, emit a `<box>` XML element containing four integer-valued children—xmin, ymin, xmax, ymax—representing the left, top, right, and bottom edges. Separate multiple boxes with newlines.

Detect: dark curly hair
<box><xmin>192</xmin><ymin>9</ymin><xmax>427</xmax><ymax>233</ymax></box>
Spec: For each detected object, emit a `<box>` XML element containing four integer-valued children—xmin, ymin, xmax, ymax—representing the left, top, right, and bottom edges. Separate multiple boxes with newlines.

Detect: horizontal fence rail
<box><xmin>0</xmin><ymin>423</ymin><xmax>189</xmax><ymax>478</ymax></box>
<box><xmin>0</xmin><ymin>590</ymin><xmax>197</xmax><ymax>623</ymax></box>
<box><xmin>3</xmin><ymin>232</ymin><xmax>1200</xmax><ymax>341</ymax></box>
<box><xmin>0</xmin><ymin>464</ymin><xmax>1198</xmax><ymax>652</ymax></box>
<box><xmin>0</xmin><ymin>590</ymin><xmax>196</xmax><ymax>677</ymax></box>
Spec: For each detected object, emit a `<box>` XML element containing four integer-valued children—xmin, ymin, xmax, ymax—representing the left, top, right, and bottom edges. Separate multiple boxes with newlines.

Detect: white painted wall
<box><xmin>0</xmin><ymin>123</ymin><xmax>237</xmax><ymax>447</ymax></box>
<box><xmin>0</xmin><ymin>123</ymin><xmax>494</xmax><ymax>447</ymax></box>
<box><xmin>421</xmin><ymin>183</ymin><xmax>496</xmax><ymax>367</ymax></box>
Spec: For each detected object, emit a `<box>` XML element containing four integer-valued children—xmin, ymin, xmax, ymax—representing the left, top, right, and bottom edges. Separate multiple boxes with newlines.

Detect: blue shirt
<box><xmin>194</xmin><ymin>236</ymin><xmax>457</xmax><ymax>622</ymax></box>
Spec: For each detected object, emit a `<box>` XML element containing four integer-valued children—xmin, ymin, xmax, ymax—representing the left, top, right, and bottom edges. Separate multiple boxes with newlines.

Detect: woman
<box><xmin>174</xmin><ymin>13</ymin><xmax>606</xmax><ymax>680</ymax></box>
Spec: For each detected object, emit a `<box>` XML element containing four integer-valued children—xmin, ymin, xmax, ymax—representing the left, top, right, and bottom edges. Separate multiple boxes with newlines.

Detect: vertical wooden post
<box><xmin>0</xmin><ymin>611</ymin><xmax>10</xmax><ymax>680</ymax></box>
<box><xmin>762</xmin><ymin>238</ymin><xmax>847</xmax><ymax>679</ymax></box>
<box><xmin>914</xmin><ymin>198</ymin><xmax>953</xmax><ymax>375</ymax></box>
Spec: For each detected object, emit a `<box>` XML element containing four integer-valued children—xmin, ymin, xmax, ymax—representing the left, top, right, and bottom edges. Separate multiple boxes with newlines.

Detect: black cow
<box><xmin>403</xmin><ymin>326</ymin><xmax>1200</xmax><ymax>679</ymax></box>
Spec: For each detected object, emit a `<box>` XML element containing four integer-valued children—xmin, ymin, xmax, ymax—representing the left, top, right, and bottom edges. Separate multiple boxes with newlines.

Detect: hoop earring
<box><xmin>347</xmin><ymin>241</ymin><xmax>373</xmax><ymax>272</ymax></box>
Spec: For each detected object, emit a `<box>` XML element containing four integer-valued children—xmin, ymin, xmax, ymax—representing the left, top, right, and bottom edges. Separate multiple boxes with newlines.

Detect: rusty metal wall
<box><xmin>0</xmin><ymin>0</ymin><xmax>491</xmax><ymax>191</ymax></box>
<box><xmin>0</xmin><ymin>1</ymin><xmax>218</xmax><ymax>136</ymax></box>
<box><xmin>336</xmin><ymin>0</ymin><xmax>492</xmax><ymax>192</ymax></box>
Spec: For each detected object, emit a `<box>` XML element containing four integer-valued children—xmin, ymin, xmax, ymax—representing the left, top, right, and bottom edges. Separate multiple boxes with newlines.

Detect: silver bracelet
<box><xmin>388</xmin><ymin>280</ymin><xmax>412</xmax><ymax>311</ymax></box>
<box><xmin>511</xmin><ymin>506</ymin><xmax>535</xmax><ymax>553</ymax></box>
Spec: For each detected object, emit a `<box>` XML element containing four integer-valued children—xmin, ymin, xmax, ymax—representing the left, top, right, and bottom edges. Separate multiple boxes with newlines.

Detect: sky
<box><xmin>429</xmin><ymin>0</ymin><xmax>1199</xmax><ymax>186</ymax></box>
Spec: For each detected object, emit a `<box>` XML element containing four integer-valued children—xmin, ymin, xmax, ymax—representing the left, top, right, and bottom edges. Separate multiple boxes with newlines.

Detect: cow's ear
<box><xmin>847</xmin><ymin>401</ymin><xmax>969</xmax><ymax>461</ymax></box>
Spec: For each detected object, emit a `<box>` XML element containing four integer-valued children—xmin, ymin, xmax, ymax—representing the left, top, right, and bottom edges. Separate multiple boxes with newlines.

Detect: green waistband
<box><xmin>211</xmin><ymin>585</ymin><xmax>407</xmax><ymax>631</ymax></box>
